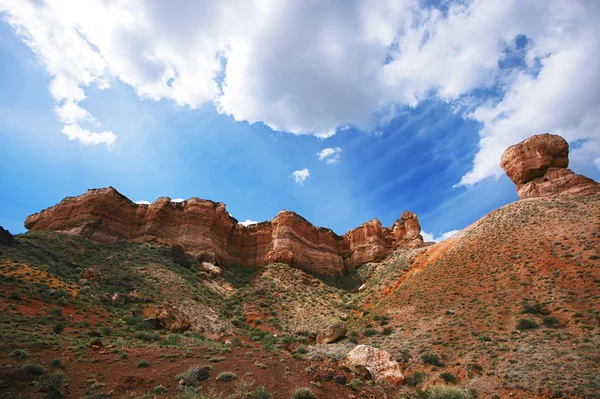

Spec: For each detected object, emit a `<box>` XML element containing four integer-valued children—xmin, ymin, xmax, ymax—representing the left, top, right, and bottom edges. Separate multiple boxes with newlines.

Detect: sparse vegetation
<box><xmin>291</xmin><ymin>388</ymin><xmax>315</xmax><ymax>399</ymax></box>
<box><xmin>421</xmin><ymin>353</ymin><xmax>444</xmax><ymax>367</ymax></box>
<box><xmin>216</xmin><ymin>371</ymin><xmax>237</xmax><ymax>381</ymax></box>
<box><xmin>516</xmin><ymin>318</ymin><xmax>539</xmax><ymax>330</ymax></box>
<box><xmin>136</xmin><ymin>360</ymin><xmax>150</xmax><ymax>368</ymax></box>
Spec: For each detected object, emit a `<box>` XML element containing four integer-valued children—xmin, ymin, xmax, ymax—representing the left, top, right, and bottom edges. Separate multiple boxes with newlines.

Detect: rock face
<box><xmin>501</xmin><ymin>134</ymin><xmax>600</xmax><ymax>199</ymax></box>
<box><xmin>343</xmin><ymin>345</ymin><xmax>404</xmax><ymax>384</ymax></box>
<box><xmin>142</xmin><ymin>304</ymin><xmax>192</xmax><ymax>332</ymax></box>
<box><xmin>316</xmin><ymin>321</ymin><xmax>348</xmax><ymax>344</ymax></box>
<box><xmin>24</xmin><ymin>187</ymin><xmax>425</xmax><ymax>278</ymax></box>
<box><xmin>0</xmin><ymin>226</ymin><xmax>15</xmax><ymax>246</ymax></box>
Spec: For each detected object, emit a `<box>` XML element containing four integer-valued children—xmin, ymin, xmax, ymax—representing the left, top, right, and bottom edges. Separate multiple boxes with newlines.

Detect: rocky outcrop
<box><xmin>501</xmin><ymin>134</ymin><xmax>600</xmax><ymax>199</ymax></box>
<box><xmin>24</xmin><ymin>187</ymin><xmax>424</xmax><ymax>278</ymax></box>
<box><xmin>0</xmin><ymin>226</ymin><xmax>15</xmax><ymax>246</ymax></box>
<box><xmin>142</xmin><ymin>304</ymin><xmax>192</xmax><ymax>332</ymax></box>
<box><xmin>316</xmin><ymin>321</ymin><xmax>348</xmax><ymax>344</ymax></box>
<box><xmin>343</xmin><ymin>345</ymin><xmax>404</xmax><ymax>384</ymax></box>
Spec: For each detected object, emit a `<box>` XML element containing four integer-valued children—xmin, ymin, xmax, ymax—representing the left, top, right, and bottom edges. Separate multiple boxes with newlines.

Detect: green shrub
<box><xmin>427</xmin><ymin>385</ymin><xmax>467</xmax><ymax>399</ymax></box>
<box><xmin>153</xmin><ymin>385</ymin><xmax>168</xmax><ymax>394</ymax></box>
<box><xmin>9</xmin><ymin>290</ymin><xmax>22</xmax><ymax>300</ymax></box>
<box><xmin>21</xmin><ymin>363</ymin><xmax>47</xmax><ymax>375</ymax></box>
<box><xmin>440</xmin><ymin>371</ymin><xmax>458</xmax><ymax>384</ymax></box>
<box><xmin>217</xmin><ymin>371</ymin><xmax>237</xmax><ymax>381</ymax></box>
<box><xmin>10</xmin><ymin>349</ymin><xmax>29</xmax><ymax>360</ymax></box>
<box><xmin>405</xmin><ymin>371</ymin><xmax>428</xmax><ymax>387</ymax></box>
<box><xmin>522</xmin><ymin>302</ymin><xmax>550</xmax><ymax>315</ymax></box>
<box><xmin>291</xmin><ymin>388</ymin><xmax>315</xmax><ymax>399</ymax></box>
<box><xmin>119</xmin><ymin>352</ymin><xmax>128</xmax><ymax>360</ymax></box>
<box><xmin>516</xmin><ymin>318</ymin><xmax>539</xmax><ymax>330</ymax></box>
<box><xmin>248</xmin><ymin>385</ymin><xmax>272</xmax><ymax>399</ymax></box>
<box><xmin>421</xmin><ymin>353</ymin><xmax>444</xmax><ymax>367</ymax></box>
<box><xmin>296</xmin><ymin>345</ymin><xmax>308</xmax><ymax>354</ymax></box>
<box><xmin>52</xmin><ymin>322</ymin><xmax>66</xmax><ymax>334</ymax></box>
<box><xmin>101</xmin><ymin>327</ymin><xmax>112</xmax><ymax>336</ymax></box>
<box><xmin>382</xmin><ymin>327</ymin><xmax>394</xmax><ymax>335</ymax></box>
<box><xmin>136</xmin><ymin>360</ymin><xmax>150</xmax><ymax>368</ymax></box>
<box><xmin>50</xmin><ymin>358</ymin><xmax>62</xmax><ymax>368</ymax></box>
<box><xmin>349</xmin><ymin>379</ymin><xmax>363</xmax><ymax>391</ymax></box>
<box><xmin>37</xmin><ymin>372</ymin><xmax>68</xmax><ymax>399</ymax></box>
<box><xmin>542</xmin><ymin>316</ymin><xmax>560</xmax><ymax>328</ymax></box>
<box><xmin>134</xmin><ymin>331</ymin><xmax>160</xmax><ymax>341</ymax></box>
<box><xmin>363</xmin><ymin>327</ymin><xmax>377</xmax><ymax>337</ymax></box>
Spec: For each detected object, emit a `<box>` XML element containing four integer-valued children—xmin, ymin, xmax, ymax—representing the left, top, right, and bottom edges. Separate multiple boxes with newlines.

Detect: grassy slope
<box><xmin>354</xmin><ymin>194</ymin><xmax>600</xmax><ymax>398</ymax></box>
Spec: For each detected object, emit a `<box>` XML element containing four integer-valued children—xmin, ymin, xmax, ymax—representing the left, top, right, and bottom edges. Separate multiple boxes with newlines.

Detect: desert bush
<box><xmin>21</xmin><ymin>363</ymin><xmax>47</xmax><ymax>375</ymax></box>
<box><xmin>440</xmin><ymin>371</ymin><xmax>457</xmax><ymax>384</ymax></box>
<box><xmin>516</xmin><ymin>318</ymin><xmax>539</xmax><ymax>330</ymax></box>
<box><xmin>542</xmin><ymin>316</ymin><xmax>560</xmax><ymax>328</ymax></box>
<box><xmin>296</xmin><ymin>345</ymin><xmax>308</xmax><ymax>354</ymax></box>
<box><xmin>291</xmin><ymin>388</ymin><xmax>315</xmax><ymax>399</ymax></box>
<box><xmin>152</xmin><ymin>385</ymin><xmax>168</xmax><ymax>394</ymax></box>
<box><xmin>382</xmin><ymin>327</ymin><xmax>394</xmax><ymax>335</ymax></box>
<box><xmin>134</xmin><ymin>331</ymin><xmax>160</xmax><ymax>341</ymax></box>
<box><xmin>9</xmin><ymin>290</ymin><xmax>21</xmax><ymax>300</ymax></box>
<box><xmin>363</xmin><ymin>327</ymin><xmax>377</xmax><ymax>337</ymax></box>
<box><xmin>50</xmin><ymin>358</ymin><xmax>62</xmax><ymax>368</ymax></box>
<box><xmin>217</xmin><ymin>371</ymin><xmax>237</xmax><ymax>381</ymax></box>
<box><xmin>37</xmin><ymin>372</ymin><xmax>68</xmax><ymax>399</ymax></box>
<box><xmin>427</xmin><ymin>385</ymin><xmax>468</xmax><ymax>399</ymax></box>
<box><xmin>421</xmin><ymin>353</ymin><xmax>444</xmax><ymax>367</ymax></box>
<box><xmin>136</xmin><ymin>360</ymin><xmax>150</xmax><ymax>368</ymax></box>
<box><xmin>248</xmin><ymin>385</ymin><xmax>272</xmax><ymax>399</ymax></box>
<box><xmin>522</xmin><ymin>302</ymin><xmax>550</xmax><ymax>315</ymax></box>
<box><xmin>405</xmin><ymin>371</ymin><xmax>428</xmax><ymax>387</ymax></box>
<box><xmin>10</xmin><ymin>349</ymin><xmax>29</xmax><ymax>360</ymax></box>
<box><xmin>52</xmin><ymin>322</ymin><xmax>66</xmax><ymax>334</ymax></box>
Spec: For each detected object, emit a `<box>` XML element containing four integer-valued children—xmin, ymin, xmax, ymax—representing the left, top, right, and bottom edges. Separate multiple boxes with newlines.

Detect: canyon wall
<box><xmin>24</xmin><ymin>187</ymin><xmax>424</xmax><ymax>278</ymax></box>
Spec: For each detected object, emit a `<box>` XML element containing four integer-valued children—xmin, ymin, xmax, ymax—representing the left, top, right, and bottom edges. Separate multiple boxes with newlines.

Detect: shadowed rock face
<box><xmin>501</xmin><ymin>133</ymin><xmax>600</xmax><ymax>199</ymax></box>
<box><xmin>0</xmin><ymin>226</ymin><xmax>15</xmax><ymax>246</ymax></box>
<box><xmin>24</xmin><ymin>187</ymin><xmax>424</xmax><ymax>278</ymax></box>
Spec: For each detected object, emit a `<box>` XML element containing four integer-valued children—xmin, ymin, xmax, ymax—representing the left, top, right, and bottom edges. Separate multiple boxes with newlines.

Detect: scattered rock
<box><xmin>316</xmin><ymin>321</ymin><xmax>348</xmax><ymax>344</ymax></box>
<box><xmin>142</xmin><ymin>305</ymin><xmax>191</xmax><ymax>332</ymax></box>
<box><xmin>89</xmin><ymin>339</ymin><xmax>103</xmax><ymax>350</ymax></box>
<box><xmin>0</xmin><ymin>226</ymin><xmax>15</xmax><ymax>246</ymax></box>
<box><xmin>343</xmin><ymin>345</ymin><xmax>404</xmax><ymax>384</ymax></box>
<box><xmin>358</xmin><ymin>284</ymin><xmax>367</xmax><ymax>292</ymax></box>
<box><xmin>202</xmin><ymin>262</ymin><xmax>221</xmax><ymax>278</ymax></box>
<box><xmin>175</xmin><ymin>365</ymin><xmax>212</xmax><ymax>386</ymax></box>
<box><xmin>501</xmin><ymin>133</ymin><xmax>600</xmax><ymax>199</ymax></box>
<box><xmin>81</xmin><ymin>268</ymin><xmax>101</xmax><ymax>282</ymax></box>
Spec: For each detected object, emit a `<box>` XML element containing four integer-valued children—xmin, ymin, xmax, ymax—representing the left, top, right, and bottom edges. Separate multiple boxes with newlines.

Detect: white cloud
<box><xmin>171</xmin><ymin>198</ymin><xmax>185</xmax><ymax>203</ymax></box>
<box><xmin>421</xmin><ymin>229</ymin><xmax>460</xmax><ymax>243</ymax></box>
<box><xmin>595</xmin><ymin>158</ymin><xmax>600</xmax><ymax>170</ymax></box>
<box><xmin>317</xmin><ymin>147</ymin><xmax>342</xmax><ymax>164</ymax></box>
<box><xmin>135</xmin><ymin>200</ymin><xmax>151</xmax><ymax>205</ymax></box>
<box><xmin>291</xmin><ymin>168</ymin><xmax>310</xmax><ymax>184</ymax></box>
<box><xmin>240</xmin><ymin>219</ymin><xmax>258</xmax><ymax>226</ymax></box>
<box><xmin>2</xmin><ymin>0</ymin><xmax>599</xmax><ymax>176</ymax></box>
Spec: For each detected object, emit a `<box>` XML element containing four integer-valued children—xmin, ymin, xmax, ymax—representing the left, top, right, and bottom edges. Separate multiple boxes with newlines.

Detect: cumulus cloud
<box><xmin>2</xmin><ymin>0</ymin><xmax>599</xmax><ymax>179</ymax></box>
<box><xmin>291</xmin><ymin>168</ymin><xmax>310</xmax><ymax>184</ymax></box>
<box><xmin>317</xmin><ymin>147</ymin><xmax>342</xmax><ymax>164</ymax></box>
<box><xmin>135</xmin><ymin>200</ymin><xmax>151</xmax><ymax>205</ymax></box>
<box><xmin>240</xmin><ymin>219</ymin><xmax>258</xmax><ymax>226</ymax></box>
<box><xmin>171</xmin><ymin>198</ymin><xmax>185</xmax><ymax>203</ymax></box>
<box><xmin>421</xmin><ymin>229</ymin><xmax>461</xmax><ymax>243</ymax></box>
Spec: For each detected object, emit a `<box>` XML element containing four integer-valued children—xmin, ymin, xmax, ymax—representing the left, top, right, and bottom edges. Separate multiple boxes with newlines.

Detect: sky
<box><xmin>0</xmin><ymin>0</ymin><xmax>599</xmax><ymax>242</ymax></box>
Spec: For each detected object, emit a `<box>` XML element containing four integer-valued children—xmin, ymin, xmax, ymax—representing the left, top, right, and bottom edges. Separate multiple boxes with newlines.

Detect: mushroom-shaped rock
<box><xmin>501</xmin><ymin>133</ymin><xmax>600</xmax><ymax>199</ymax></box>
<box><xmin>316</xmin><ymin>321</ymin><xmax>348</xmax><ymax>344</ymax></box>
<box><xmin>343</xmin><ymin>345</ymin><xmax>404</xmax><ymax>384</ymax></box>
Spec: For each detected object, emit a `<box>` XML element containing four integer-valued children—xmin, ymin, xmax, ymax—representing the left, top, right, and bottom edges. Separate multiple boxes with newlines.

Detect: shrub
<box><xmin>382</xmin><ymin>327</ymin><xmax>394</xmax><ymax>336</ymax></box>
<box><xmin>119</xmin><ymin>352</ymin><xmax>128</xmax><ymax>360</ymax></box>
<box><xmin>217</xmin><ymin>371</ymin><xmax>237</xmax><ymax>381</ymax></box>
<box><xmin>427</xmin><ymin>385</ymin><xmax>468</xmax><ymax>399</ymax></box>
<box><xmin>363</xmin><ymin>327</ymin><xmax>377</xmax><ymax>337</ymax></box>
<box><xmin>134</xmin><ymin>331</ymin><xmax>160</xmax><ymax>342</ymax></box>
<box><xmin>52</xmin><ymin>322</ymin><xmax>66</xmax><ymax>334</ymax></box>
<box><xmin>516</xmin><ymin>318</ymin><xmax>539</xmax><ymax>330</ymax></box>
<box><xmin>291</xmin><ymin>388</ymin><xmax>315</xmax><ymax>399</ymax></box>
<box><xmin>50</xmin><ymin>358</ymin><xmax>62</xmax><ymax>368</ymax></box>
<box><xmin>542</xmin><ymin>316</ymin><xmax>560</xmax><ymax>328</ymax></box>
<box><xmin>248</xmin><ymin>386</ymin><xmax>272</xmax><ymax>399</ymax></box>
<box><xmin>405</xmin><ymin>371</ymin><xmax>428</xmax><ymax>387</ymax></box>
<box><xmin>153</xmin><ymin>385</ymin><xmax>168</xmax><ymax>394</ymax></box>
<box><xmin>421</xmin><ymin>353</ymin><xmax>444</xmax><ymax>367</ymax></box>
<box><xmin>522</xmin><ymin>302</ymin><xmax>550</xmax><ymax>316</ymax></box>
<box><xmin>440</xmin><ymin>371</ymin><xmax>458</xmax><ymax>384</ymax></box>
<box><xmin>296</xmin><ymin>345</ymin><xmax>308</xmax><ymax>354</ymax></box>
<box><xmin>136</xmin><ymin>360</ymin><xmax>150</xmax><ymax>368</ymax></box>
<box><xmin>101</xmin><ymin>327</ymin><xmax>112</xmax><ymax>336</ymax></box>
<box><xmin>37</xmin><ymin>372</ymin><xmax>68</xmax><ymax>399</ymax></box>
<box><xmin>21</xmin><ymin>363</ymin><xmax>47</xmax><ymax>375</ymax></box>
<box><xmin>10</xmin><ymin>349</ymin><xmax>29</xmax><ymax>360</ymax></box>
<box><xmin>349</xmin><ymin>379</ymin><xmax>363</xmax><ymax>391</ymax></box>
<box><xmin>9</xmin><ymin>290</ymin><xmax>21</xmax><ymax>300</ymax></box>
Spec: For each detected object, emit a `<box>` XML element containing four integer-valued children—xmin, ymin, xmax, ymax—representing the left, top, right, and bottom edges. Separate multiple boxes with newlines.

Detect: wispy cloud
<box><xmin>421</xmin><ymin>229</ymin><xmax>460</xmax><ymax>243</ymax></box>
<box><xmin>317</xmin><ymin>147</ymin><xmax>342</xmax><ymax>164</ymax></box>
<box><xmin>291</xmin><ymin>168</ymin><xmax>310</xmax><ymax>185</ymax></box>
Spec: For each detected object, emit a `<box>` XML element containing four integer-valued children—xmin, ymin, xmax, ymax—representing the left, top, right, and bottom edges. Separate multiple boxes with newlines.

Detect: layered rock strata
<box><xmin>501</xmin><ymin>133</ymin><xmax>600</xmax><ymax>199</ymax></box>
<box><xmin>24</xmin><ymin>187</ymin><xmax>424</xmax><ymax>278</ymax></box>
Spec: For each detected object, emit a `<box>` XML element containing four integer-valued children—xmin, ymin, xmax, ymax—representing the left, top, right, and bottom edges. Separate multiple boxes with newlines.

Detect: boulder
<box><xmin>142</xmin><ymin>304</ymin><xmax>191</xmax><ymax>332</ymax></box>
<box><xmin>316</xmin><ymin>321</ymin><xmax>348</xmax><ymax>344</ymax></box>
<box><xmin>81</xmin><ymin>268</ymin><xmax>101</xmax><ymax>282</ymax></box>
<box><xmin>175</xmin><ymin>365</ymin><xmax>212</xmax><ymax>386</ymax></box>
<box><xmin>343</xmin><ymin>345</ymin><xmax>404</xmax><ymax>384</ymax></box>
<box><xmin>501</xmin><ymin>134</ymin><xmax>600</xmax><ymax>199</ymax></box>
<box><xmin>201</xmin><ymin>262</ymin><xmax>221</xmax><ymax>278</ymax></box>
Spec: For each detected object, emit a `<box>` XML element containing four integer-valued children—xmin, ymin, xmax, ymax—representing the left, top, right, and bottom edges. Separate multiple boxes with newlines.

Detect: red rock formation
<box><xmin>501</xmin><ymin>133</ymin><xmax>600</xmax><ymax>199</ymax></box>
<box><xmin>24</xmin><ymin>187</ymin><xmax>424</xmax><ymax>278</ymax></box>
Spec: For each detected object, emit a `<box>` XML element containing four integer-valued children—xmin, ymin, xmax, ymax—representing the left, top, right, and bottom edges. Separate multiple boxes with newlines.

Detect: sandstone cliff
<box><xmin>501</xmin><ymin>133</ymin><xmax>600</xmax><ymax>199</ymax></box>
<box><xmin>24</xmin><ymin>187</ymin><xmax>424</xmax><ymax>278</ymax></box>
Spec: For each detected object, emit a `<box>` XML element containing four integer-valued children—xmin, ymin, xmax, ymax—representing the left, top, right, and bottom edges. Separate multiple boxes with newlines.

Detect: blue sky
<box><xmin>1</xmin><ymin>0</ymin><xmax>599</xmax><ymax>240</ymax></box>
